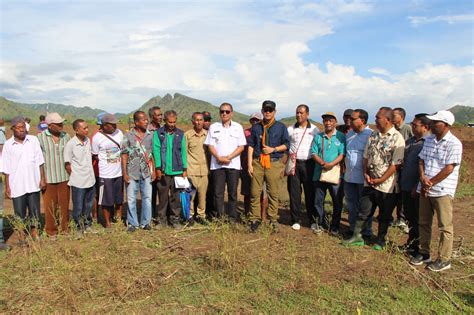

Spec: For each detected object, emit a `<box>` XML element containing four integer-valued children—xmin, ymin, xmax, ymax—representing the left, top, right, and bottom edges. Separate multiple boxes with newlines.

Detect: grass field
<box><xmin>0</xmin><ymin>125</ymin><xmax>473</xmax><ymax>313</ymax></box>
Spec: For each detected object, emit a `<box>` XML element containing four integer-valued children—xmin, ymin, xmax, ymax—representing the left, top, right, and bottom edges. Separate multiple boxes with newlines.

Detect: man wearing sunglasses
<box><xmin>204</xmin><ymin>103</ymin><xmax>246</xmax><ymax>222</ymax></box>
<box><xmin>248</xmin><ymin>100</ymin><xmax>289</xmax><ymax>232</ymax></box>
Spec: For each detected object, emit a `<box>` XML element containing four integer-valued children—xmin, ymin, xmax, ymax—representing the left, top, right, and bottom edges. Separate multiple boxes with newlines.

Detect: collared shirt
<box><xmin>311</xmin><ymin>130</ymin><xmax>345</xmax><ymax>181</ymax></box>
<box><xmin>205</xmin><ymin>121</ymin><xmax>246</xmax><ymax>170</ymax></box>
<box><xmin>122</xmin><ymin>128</ymin><xmax>154</xmax><ymax>180</ymax></box>
<box><xmin>185</xmin><ymin>128</ymin><xmax>208</xmax><ymax>176</ymax></box>
<box><xmin>64</xmin><ymin>136</ymin><xmax>95</xmax><ymax>188</ymax></box>
<box><xmin>248</xmin><ymin>121</ymin><xmax>290</xmax><ymax>160</ymax></box>
<box><xmin>91</xmin><ymin>130</ymin><xmax>123</xmax><ymax>179</ymax></box>
<box><xmin>147</xmin><ymin>123</ymin><xmax>160</xmax><ymax>132</ymax></box>
<box><xmin>417</xmin><ymin>131</ymin><xmax>462</xmax><ymax>197</ymax></box>
<box><xmin>363</xmin><ymin>127</ymin><xmax>405</xmax><ymax>193</ymax></box>
<box><xmin>397</xmin><ymin>124</ymin><xmax>414</xmax><ymax>141</ymax></box>
<box><xmin>2</xmin><ymin>135</ymin><xmax>44</xmax><ymax>198</ymax></box>
<box><xmin>344</xmin><ymin>127</ymin><xmax>372</xmax><ymax>184</ymax></box>
<box><xmin>37</xmin><ymin>129</ymin><xmax>70</xmax><ymax>184</ymax></box>
<box><xmin>400</xmin><ymin>136</ymin><xmax>426</xmax><ymax>192</ymax></box>
<box><xmin>287</xmin><ymin>123</ymin><xmax>319</xmax><ymax>160</ymax></box>
<box><xmin>155</xmin><ymin>132</ymin><xmax>187</xmax><ymax>175</ymax></box>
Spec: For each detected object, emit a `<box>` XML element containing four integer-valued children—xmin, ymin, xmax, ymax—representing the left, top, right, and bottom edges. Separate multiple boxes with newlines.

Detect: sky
<box><xmin>0</xmin><ymin>0</ymin><xmax>473</xmax><ymax>120</ymax></box>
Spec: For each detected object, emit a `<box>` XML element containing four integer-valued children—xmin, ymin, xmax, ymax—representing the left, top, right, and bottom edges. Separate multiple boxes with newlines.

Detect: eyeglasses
<box><xmin>349</xmin><ymin>117</ymin><xmax>360</xmax><ymax>121</ymax></box>
<box><xmin>204</xmin><ymin>117</ymin><xmax>211</xmax><ymax>122</ymax></box>
<box><xmin>263</xmin><ymin>108</ymin><xmax>274</xmax><ymax>113</ymax></box>
<box><xmin>220</xmin><ymin>110</ymin><xmax>231</xmax><ymax>115</ymax></box>
<box><xmin>410</xmin><ymin>123</ymin><xmax>422</xmax><ymax>127</ymax></box>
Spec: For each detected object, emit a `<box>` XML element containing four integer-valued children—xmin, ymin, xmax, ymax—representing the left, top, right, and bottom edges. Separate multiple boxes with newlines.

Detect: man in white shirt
<box><xmin>286</xmin><ymin>105</ymin><xmax>318</xmax><ymax>231</ymax></box>
<box><xmin>204</xmin><ymin>103</ymin><xmax>246</xmax><ymax>221</ymax></box>
<box><xmin>91</xmin><ymin>113</ymin><xmax>124</xmax><ymax>228</ymax></box>
<box><xmin>2</xmin><ymin>117</ymin><xmax>46</xmax><ymax>242</ymax></box>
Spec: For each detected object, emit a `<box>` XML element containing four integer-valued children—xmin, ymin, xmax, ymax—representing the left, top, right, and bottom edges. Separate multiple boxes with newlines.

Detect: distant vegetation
<box><xmin>448</xmin><ymin>105</ymin><xmax>474</xmax><ymax>125</ymax></box>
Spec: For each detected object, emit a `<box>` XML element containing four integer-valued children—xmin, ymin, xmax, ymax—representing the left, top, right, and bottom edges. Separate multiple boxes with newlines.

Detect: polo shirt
<box><xmin>287</xmin><ymin>123</ymin><xmax>319</xmax><ymax>160</ymax></box>
<box><xmin>344</xmin><ymin>127</ymin><xmax>372</xmax><ymax>184</ymax></box>
<box><xmin>64</xmin><ymin>136</ymin><xmax>95</xmax><ymax>188</ymax></box>
<box><xmin>311</xmin><ymin>130</ymin><xmax>345</xmax><ymax>181</ymax></box>
<box><xmin>363</xmin><ymin>127</ymin><xmax>405</xmax><ymax>193</ymax></box>
<box><xmin>248</xmin><ymin>121</ymin><xmax>290</xmax><ymax>160</ymax></box>
<box><xmin>185</xmin><ymin>128</ymin><xmax>208</xmax><ymax>176</ymax></box>
<box><xmin>155</xmin><ymin>132</ymin><xmax>187</xmax><ymax>176</ymax></box>
<box><xmin>400</xmin><ymin>135</ymin><xmax>426</xmax><ymax>192</ymax></box>
<box><xmin>121</xmin><ymin>128</ymin><xmax>154</xmax><ymax>180</ymax></box>
<box><xmin>204</xmin><ymin>121</ymin><xmax>246</xmax><ymax>170</ymax></box>
<box><xmin>91</xmin><ymin>130</ymin><xmax>123</xmax><ymax>178</ymax></box>
<box><xmin>417</xmin><ymin>131</ymin><xmax>462</xmax><ymax>197</ymax></box>
<box><xmin>37</xmin><ymin>129</ymin><xmax>70</xmax><ymax>184</ymax></box>
<box><xmin>2</xmin><ymin>135</ymin><xmax>44</xmax><ymax>198</ymax></box>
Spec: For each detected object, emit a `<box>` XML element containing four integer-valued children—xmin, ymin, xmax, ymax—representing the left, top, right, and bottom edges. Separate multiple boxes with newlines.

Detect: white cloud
<box><xmin>409</xmin><ymin>14</ymin><xmax>474</xmax><ymax>26</ymax></box>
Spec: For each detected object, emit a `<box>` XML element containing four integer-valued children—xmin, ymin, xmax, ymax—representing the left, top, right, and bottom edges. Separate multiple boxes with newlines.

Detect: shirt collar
<box><xmin>12</xmin><ymin>135</ymin><xmax>31</xmax><ymax>145</ymax></box>
<box><xmin>192</xmin><ymin>128</ymin><xmax>207</xmax><ymax>137</ymax></box>
<box><xmin>45</xmin><ymin>129</ymin><xmax>66</xmax><ymax>138</ymax></box>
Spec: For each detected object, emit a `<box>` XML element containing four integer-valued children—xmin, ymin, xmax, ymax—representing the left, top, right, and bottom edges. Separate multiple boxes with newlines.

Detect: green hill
<box><xmin>448</xmin><ymin>105</ymin><xmax>474</xmax><ymax>125</ymax></box>
<box><xmin>135</xmin><ymin>93</ymin><xmax>250</xmax><ymax>123</ymax></box>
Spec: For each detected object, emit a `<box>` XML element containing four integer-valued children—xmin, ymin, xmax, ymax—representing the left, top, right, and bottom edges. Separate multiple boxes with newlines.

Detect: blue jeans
<box><xmin>345</xmin><ymin>182</ymin><xmax>373</xmax><ymax>236</ymax></box>
<box><xmin>127</xmin><ymin>176</ymin><xmax>152</xmax><ymax>227</ymax></box>
<box><xmin>314</xmin><ymin>181</ymin><xmax>342</xmax><ymax>227</ymax></box>
<box><xmin>72</xmin><ymin>185</ymin><xmax>95</xmax><ymax>229</ymax></box>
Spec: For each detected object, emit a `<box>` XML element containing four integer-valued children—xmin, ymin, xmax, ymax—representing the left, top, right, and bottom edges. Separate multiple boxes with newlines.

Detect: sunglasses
<box><xmin>263</xmin><ymin>108</ymin><xmax>274</xmax><ymax>113</ymax></box>
<box><xmin>220</xmin><ymin>110</ymin><xmax>231</xmax><ymax>115</ymax></box>
<box><xmin>204</xmin><ymin>117</ymin><xmax>211</xmax><ymax>122</ymax></box>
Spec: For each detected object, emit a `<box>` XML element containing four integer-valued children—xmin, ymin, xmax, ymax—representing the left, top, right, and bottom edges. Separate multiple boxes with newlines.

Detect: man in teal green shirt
<box><xmin>311</xmin><ymin>112</ymin><xmax>345</xmax><ymax>234</ymax></box>
<box><xmin>153</xmin><ymin>110</ymin><xmax>187</xmax><ymax>229</ymax></box>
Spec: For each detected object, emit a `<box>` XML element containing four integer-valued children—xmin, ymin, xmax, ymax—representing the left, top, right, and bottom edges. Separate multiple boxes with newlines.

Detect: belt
<box><xmin>256</xmin><ymin>156</ymin><xmax>281</xmax><ymax>162</ymax></box>
<box><xmin>296</xmin><ymin>159</ymin><xmax>310</xmax><ymax>162</ymax></box>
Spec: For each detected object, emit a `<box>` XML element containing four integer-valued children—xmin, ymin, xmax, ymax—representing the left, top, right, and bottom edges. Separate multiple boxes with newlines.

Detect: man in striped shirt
<box><xmin>410</xmin><ymin>110</ymin><xmax>463</xmax><ymax>272</ymax></box>
<box><xmin>37</xmin><ymin>113</ymin><xmax>71</xmax><ymax>237</ymax></box>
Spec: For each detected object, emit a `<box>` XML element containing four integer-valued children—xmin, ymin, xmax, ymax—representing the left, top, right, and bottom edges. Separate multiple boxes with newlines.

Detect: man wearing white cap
<box><xmin>410</xmin><ymin>110</ymin><xmax>462</xmax><ymax>272</ymax></box>
<box><xmin>38</xmin><ymin>112</ymin><xmax>71</xmax><ymax>237</ymax></box>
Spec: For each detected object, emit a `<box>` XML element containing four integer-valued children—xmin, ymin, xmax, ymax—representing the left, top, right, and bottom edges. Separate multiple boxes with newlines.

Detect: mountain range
<box><xmin>1</xmin><ymin>94</ymin><xmax>473</xmax><ymax>125</ymax></box>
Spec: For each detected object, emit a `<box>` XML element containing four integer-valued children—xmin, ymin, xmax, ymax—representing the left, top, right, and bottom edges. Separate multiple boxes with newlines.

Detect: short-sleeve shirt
<box><xmin>400</xmin><ymin>136</ymin><xmax>426</xmax><ymax>192</ymax></box>
<box><xmin>344</xmin><ymin>127</ymin><xmax>372</xmax><ymax>184</ymax></box>
<box><xmin>417</xmin><ymin>131</ymin><xmax>462</xmax><ymax>197</ymax></box>
<box><xmin>185</xmin><ymin>128</ymin><xmax>208</xmax><ymax>176</ymax></box>
<box><xmin>204</xmin><ymin>121</ymin><xmax>246</xmax><ymax>170</ymax></box>
<box><xmin>248</xmin><ymin>121</ymin><xmax>290</xmax><ymax>160</ymax></box>
<box><xmin>288</xmin><ymin>123</ymin><xmax>319</xmax><ymax>160</ymax></box>
<box><xmin>64</xmin><ymin>136</ymin><xmax>95</xmax><ymax>188</ymax></box>
<box><xmin>363</xmin><ymin>127</ymin><xmax>405</xmax><ymax>193</ymax></box>
<box><xmin>2</xmin><ymin>135</ymin><xmax>44</xmax><ymax>198</ymax></box>
<box><xmin>37</xmin><ymin>129</ymin><xmax>70</xmax><ymax>184</ymax></box>
<box><xmin>397</xmin><ymin>124</ymin><xmax>414</xmax><ymax>141</ymax></box>
<box><xmin>121</xmin><ymin>128</ymin><xmax>154</xmax><ymax>180</ymax></box>
<box><xmin>91</xmin><ymin>130</ymin><xmax>123</xmax><ymax>179</ymax></box>
<box><xmin>311</xmin><ymin>130</ymin><xmax>345</xmax><ymax>181</ymax></box>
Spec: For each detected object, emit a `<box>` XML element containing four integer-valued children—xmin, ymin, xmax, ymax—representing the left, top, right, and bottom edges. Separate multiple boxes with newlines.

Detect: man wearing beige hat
<box><xmin>311</xmin><ymin>111</ymin><xmax>345</xmax><ymax>234</ymax></box>
<box><xmin>37</xmin><ymin>112</ymin><xmax>71</xmax><ymax>237</ymax></box>
<box><xmin>410</xmin><ymin>110</ymin><xmax>462</xmax><ymax>272</ymax></box>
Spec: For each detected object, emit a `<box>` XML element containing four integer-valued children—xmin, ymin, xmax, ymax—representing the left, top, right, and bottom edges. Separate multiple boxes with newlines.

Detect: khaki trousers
<box><xmin>188</xmin><ymin>175</ymin><xmax>208</xmax><ymax>217</ymax></box>
<box><xmin>43</xmin><ymin>181</ymin><xmax>70</xmax><ymax>236</ymax></box>
<box><xmin>419</xmin><ymin>195</ymin><xmax>454</xmax><ymax>261</ymax></box>
<box><xmin>250</xmin><ymin>159</ymin><xmax>283</xmax><ymax>221</ymax></box>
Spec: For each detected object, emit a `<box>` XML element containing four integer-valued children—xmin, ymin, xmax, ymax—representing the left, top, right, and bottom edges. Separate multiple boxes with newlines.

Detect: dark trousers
<box><xmin>71</xmin><ymin>185</ymin><xmax>95</xmax><ymax>229</ymax></box>
<box><xmin>212</xmin><ymin>168</ymin><xmax>239</xmax><ymax>219</ymax></box>
<box><xmin>205</xmin><ymin>173</ymin><xmax>215</xmax><ymax>217</ymax></box>
<box><xmin>314</xmin><ymin>181</ymin><xmax>342</xmax><ymax>228</ymax></box>
<box><xmin>402</xmin><ymin>190</ymin><xmax>420</xmax><ymax>251</ymax></box>
<box><xmin>12</xmin><ymin>192</ymin><xmax>41</xmax><ymax>228</ymax></box>
<box><xmin>151</xmin><ymin>179</ymin><xmax>159</xmax><ymax>220</ymax></box>
<box><xmin>156</xmin><ymin>175</ymin><xmax>181</xmax><ymax>224</ymax></box>
<box><xmin>358</xmin><ymin>187</ymin><xmax>397</xmax><ymax>244</ymax></box>
<box><xmin>287</xmin><ymin>159</ymin><xmax>315</xmax><ymax>224</ymax></box>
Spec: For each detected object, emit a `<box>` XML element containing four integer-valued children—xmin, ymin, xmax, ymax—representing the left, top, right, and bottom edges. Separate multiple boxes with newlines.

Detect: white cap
<box><xmin>426</xmin><ymin>110</ymin><xmax>455</xmax><ymax>126</ymax></box>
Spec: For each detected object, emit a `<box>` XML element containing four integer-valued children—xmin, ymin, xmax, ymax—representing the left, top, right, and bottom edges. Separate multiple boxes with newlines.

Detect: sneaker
<box><xmin>311</xmin><ymin>223</ymin><xmax>322</xmax><ymax>234</ymax></box>
<box><xmin>409</xmin><ymin>254</ymin><xmax>431</xmax><ymax>266</ymax></box>
<box><xmin>427</xmin><ymin>259</ymin><xmax>451</xmax><ymax>272</ymax></box>
<box><xmin>141</xmin><ymin>224</ymin><xmax>152</xmax><ymax>231</ymax></box>
<box><xmin>291</xmin><ymin>223</ymin><xmax>301</xmax><ymax>231</ymax></box>
<box><xmin>127</xmin><ymin>226</ymin><xmax>137</xmax><ymax>233</ymax></box>
<box><xmin>249</xmin><ymin>221</ymin><xmax>261</xmax><ymax>233</ymax></box>
<box><xmin>329</xmin><ymin>227</ymin><xmax>339</xmax><ymax>236</ymax></box>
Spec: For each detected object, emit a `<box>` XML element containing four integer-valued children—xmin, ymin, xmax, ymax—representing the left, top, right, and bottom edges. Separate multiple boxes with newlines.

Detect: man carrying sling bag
<box><xmin>310</xmin><ymin>112</ymin><xmax>345</xmax><ymax>234</ymax></box>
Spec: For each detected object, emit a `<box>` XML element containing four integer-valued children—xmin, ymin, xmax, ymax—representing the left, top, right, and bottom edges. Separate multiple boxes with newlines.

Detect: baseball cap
<box><xmin>249</xmin><ymin>112</ymin><xmax>262</xmax><ymax>121</ymax></box>
<box><xmin>343</xmin><ymin>109</ymin><xmax>354</xmax><ymax>117</ymax></box>
<box><xmin>11</xmin><ymin>116</ymin><xmax>26</xmax><ymax>127</ymax></box>
<box><xmin>45</xmin><ymin>112</ymin><xmax>65</xmax><ymax>124</ymax></box>
<box><xmin>97</xmin><ymin>112</ymin><xmax>106</xmax><ymax>125</ymax></box>
<box><xmin>322</xmin><ymin>111</ymin><xmax>337</xmax><ymax>120</ymax></box>
<box><xmin>262</xmin><ymin>100</ymin><xmax>276</xmax><ymax>110</ymax></box>
<box><xmin>102</xmin><ymin>113</ymin><xmax>118</xmax><ymax>124</ymax></box>
<box><xmin>426</xmin><ymin>110</ymin><xmax>455</xmax><ymax>126</ymax></box>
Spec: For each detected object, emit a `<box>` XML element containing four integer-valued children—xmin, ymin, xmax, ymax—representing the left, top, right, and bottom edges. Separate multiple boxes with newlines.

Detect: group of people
<box><xmin>0</xmin><ymin>101</ymin><xmax>463</xmax><ymax>272</ymax></box>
